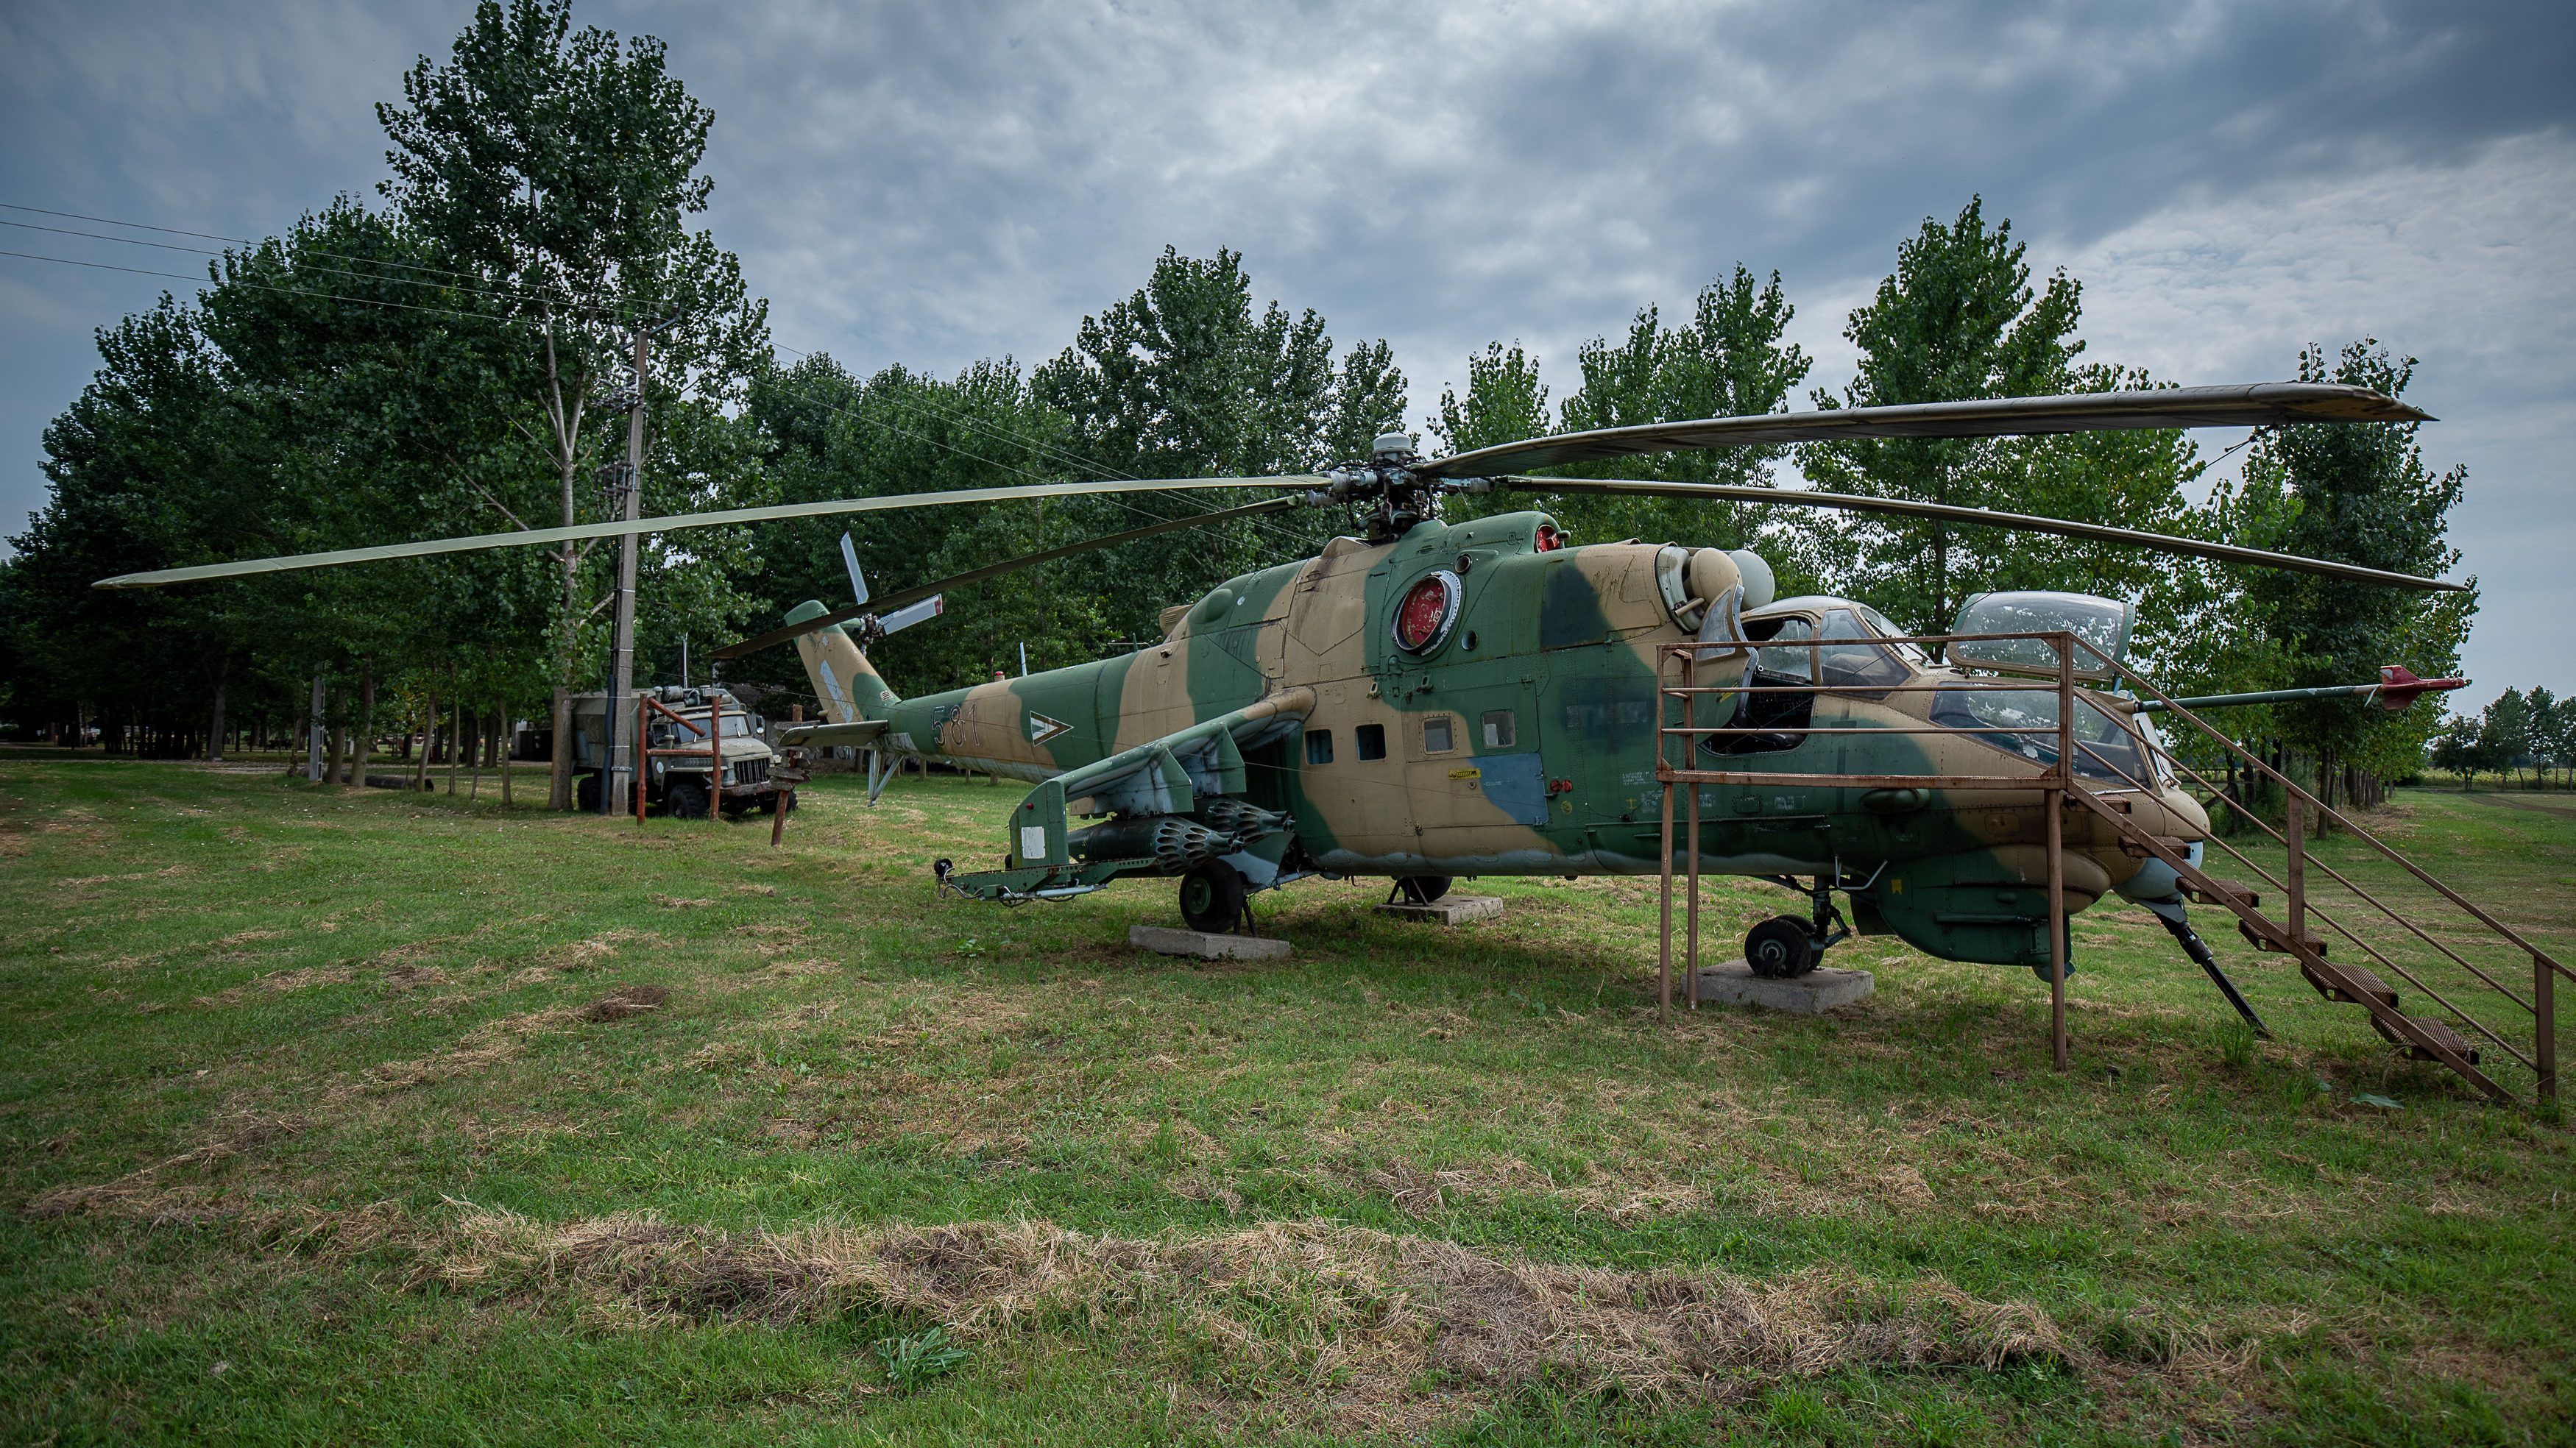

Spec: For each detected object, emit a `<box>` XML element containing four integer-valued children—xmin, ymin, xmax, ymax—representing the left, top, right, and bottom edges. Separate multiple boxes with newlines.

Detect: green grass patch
<box><xmin>1</xmin><ymin>760</ymin><xmax>2569</xmax><ymax>1443</ymax></box>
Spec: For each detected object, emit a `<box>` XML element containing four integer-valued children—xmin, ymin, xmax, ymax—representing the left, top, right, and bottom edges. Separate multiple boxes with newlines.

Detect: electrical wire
<box><xmin>5</xmin><ymin>201</ymin><xmax>1331</xmax><ymax>562</ymax></box>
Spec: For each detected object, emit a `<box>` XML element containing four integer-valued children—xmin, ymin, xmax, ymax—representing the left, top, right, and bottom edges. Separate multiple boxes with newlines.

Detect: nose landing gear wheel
<box><xmin>1745</xmin><ymin>915</ymin><xmax>1821</xmax><ymax>979</ymax></box>
<box><xmin>1178</xmin><ymin>862</ymin><xmax>1248</xmax><ymax>934</ymax></box>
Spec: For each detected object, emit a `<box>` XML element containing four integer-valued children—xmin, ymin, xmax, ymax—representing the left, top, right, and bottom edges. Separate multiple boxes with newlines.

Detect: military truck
<box><xmin>567</xmin><ymin>685</ymin><xmax>788</xmax><ymax>819</ymax></box>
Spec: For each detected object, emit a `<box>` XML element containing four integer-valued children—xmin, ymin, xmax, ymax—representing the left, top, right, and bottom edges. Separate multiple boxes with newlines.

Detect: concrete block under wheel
<box><xmin>1374</xmin><ymin>894</ymin><xmax>1505</xmax><ymax>925</ymax></box>
<box><xmin>1687</xmin><ymin>959</ymin><xmax>1874</xmax><ymax>1014</ymax></box>
<box><xmin>1129</xmin><ymin>925</ymin><xmax>1292</xmax><ymax>961</ymax></box>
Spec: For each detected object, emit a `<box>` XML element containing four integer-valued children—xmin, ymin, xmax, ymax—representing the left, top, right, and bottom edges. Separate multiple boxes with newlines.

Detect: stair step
<box><xmin>2235</xmin><ymin>918</ymin><xmax>2326</xmax><ymax>956</ymax></box>
<box><xmin>2186</xmin><ymin>877</ymin><xmax>2261</xmax><ymax>909</ymax></box>
<box><xmin>2370</xmin><ymin>1013</ymin><xmax>2482</xmax><ymax>1065</ymax></box>
<box><xmin>2302</xmin><ymin>960</ymin><xmax>2395</xmax><ymax>1007</ymax></box>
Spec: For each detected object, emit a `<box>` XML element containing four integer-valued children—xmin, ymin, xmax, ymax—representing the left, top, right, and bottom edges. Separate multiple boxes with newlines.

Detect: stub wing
<box><xmin>776</xmin><ymin>720</ymin><xmax>889</xmax><ymax>750</ymax></box>
<box><xmin>942</xmin><ymin>690</ymin><xmax>1315</xmax><ymax>904</ymax></box>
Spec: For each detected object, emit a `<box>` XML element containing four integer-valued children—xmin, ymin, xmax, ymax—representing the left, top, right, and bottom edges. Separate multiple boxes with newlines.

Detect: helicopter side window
<box><xmin>1706</xmin><ymin>615</ymin><xmax>1814</xmax><ymax>756</ymax></box>
<box><xmin>1481</xmin><ymin>710</ymin><xmax>1516</xmax><ymax>748</ymax></box>
<box><xmin>1304</xmin><ymin>728</ymin><xmax>1334</xmax><ymax>765</ymax></box>
<box><xmin>1752</xmin><ymin>616</ymin><xmax>1815</xmax><ymax>680</ymax></box>
<box><xmin>1817</xmin><ymin>608</ymin><xmax>1911</xmax><ymax>693</ymax></box>
<box><xmin>1930</xmin><ymin>688</ymin><xmax>2151</xmax><ymax>784</ymax></box>
<box><xmin>1423</xmin><ymin>716</ymin><xmax>1455</xmax><ymax>753</ymax></box>
<box><xmin>1355</xmin><ymin>723</ymin><xmax>1387</xmax><ymax>761</ymax></box>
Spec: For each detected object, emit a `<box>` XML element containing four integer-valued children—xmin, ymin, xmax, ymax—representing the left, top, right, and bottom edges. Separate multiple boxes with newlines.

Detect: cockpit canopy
<box><xmin>1947</xmin><ymin>591</ymin><xmax>2132</xmax><ymax>681</ymax></box>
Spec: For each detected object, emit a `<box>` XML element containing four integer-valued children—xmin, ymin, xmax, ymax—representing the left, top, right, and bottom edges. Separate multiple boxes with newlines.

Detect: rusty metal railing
<box><xmin>633</xmin><ymin>694</ymin><xmax>723</xmax><ymax>824</ymax></box>
<box><xmin>1654</xmin><ymin>630</ymin><xmax>2082</xmax><ymax>1065</ymax></box>
<box><xmin>2062</xmin><ymin>644</ymin><xmax>2561</xmax><ymax>1106</ymax></box>
<box><xmin>1650</xmin><ymin>628</ymin><xmax>2564</xmax><ymax>1107</ymax></box>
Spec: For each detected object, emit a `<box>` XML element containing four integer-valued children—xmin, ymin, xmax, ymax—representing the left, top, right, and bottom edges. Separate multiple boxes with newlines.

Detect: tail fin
<box><xmin>788</xmin><ymin>600</ymin><xmax>900</xmax><ymax>723</ymax></box>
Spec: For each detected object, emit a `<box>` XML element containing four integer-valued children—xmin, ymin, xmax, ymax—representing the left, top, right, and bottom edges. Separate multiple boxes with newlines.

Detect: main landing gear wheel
<box><xmin>1393</xmin><ymin>874</ymin><xmax>1451</xmax><ymax>904</ymax></box>
<box><xmin>1178</xmin><ymin>861</ymin><xmax>1248</xmax><ymax>934</ymax></box>
<box><xmin>663</xmin><ymin>779</ymin><xmax>711</xmax><ymax>820</ymax></box>
<box><xmin>1745</xmin><ymin>916</ymin><xmax>1822</xmax><ymax>979</ymax></box>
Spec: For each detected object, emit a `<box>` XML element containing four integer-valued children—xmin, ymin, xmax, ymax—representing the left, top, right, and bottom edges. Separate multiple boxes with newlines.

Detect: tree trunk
<box><xmin>351</xmin><ymin>664</ymin><xmax>376</xmax><ymax>787</ymax></box>
<box><xmin>499</xmin><ymin>705</ymin><xmax>514</xmax><ymax>806</ymax></box>
<box><xmin>414</xmin><ymin>693</ymin><xmax>434</xmax><ymax>791</ymax></box>
<box><xmin>325</xmin><ymin>686</ymin><xmax>348</xmax><ymax>786</ymax></box>
<box><xmin>208</xmin><ymin>656</ymin><xmax>230</xmax><ymax>763</ymax></box>
<box><xmin>447</xmin><ymin>695</ymin><xmax>461</xmax><ymax>795</ymax></box>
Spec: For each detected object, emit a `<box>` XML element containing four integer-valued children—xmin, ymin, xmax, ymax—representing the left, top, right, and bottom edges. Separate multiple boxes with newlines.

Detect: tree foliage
<box><xmin>1033</xmin><ymin>246</ymin><xmax>1406</xmax><ymax>638</ymax></box>
<box><xmin>1800</xmin><ymin>196</ymin><xmax>2086</xmax><ymax>631</ymax></box>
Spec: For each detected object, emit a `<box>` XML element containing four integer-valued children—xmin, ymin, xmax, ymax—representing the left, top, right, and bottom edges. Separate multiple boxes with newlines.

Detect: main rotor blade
<box><xmin>1420</xmin><ymin>383</ymin><xmax>2429</xmax><ymax>479</ymax></box>
<box><xmin>708</xmin><ymin>494</ymin><xmax>1303</xmax><ymax>660</ymax></box>
<box><xmin>91</xmin><ymin>475</ymin><xmax>1313</xmax><ymax>590</ymax></box>
<box><xmin>1500</xmin><ymin>476</ymin><xmax>2468</xmax><ymax>592</ymax></box>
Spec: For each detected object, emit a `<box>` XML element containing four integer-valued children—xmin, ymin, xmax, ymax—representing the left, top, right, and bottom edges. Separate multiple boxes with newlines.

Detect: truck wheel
<box><xmin>575</xmin><ymin>773</ymin><xmax>601</xmax><ymax>812</ymax></box>
<box><xmin>1744</xmin><ymin>916</ymin><xmax>1819</xmax><ymax>979</ymax></box>
<box><xmin>1395</xmin><ymin>874</ymin><xmax>1452</xmax><ymax>904</ymax></box>
<box><xmin>1178</xmin><ymin>862</ymin><xmax>1246</xmax><ymax>934</ymax></box>
<box><xmin>664</xmin><ymin>779</ymin><xmax>711</xmax><ymax>820</ymax></box>
<box><xmin>719</xmin><ymin>797</ymin><xmax>749</xmax><ymax>820</ymax></box>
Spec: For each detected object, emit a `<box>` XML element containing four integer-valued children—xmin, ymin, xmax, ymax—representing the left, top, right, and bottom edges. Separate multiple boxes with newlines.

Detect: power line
<box><xmin>3</xmin><ymin>208</ymin><xmax>1326</xmax><ymax>567</ymax></box>
<box><xmin>0</xmin><ymin>248</ymin><xmax>525</xmax><ymax>327</ymax></box>
<box><xmin>9</xmin><ymin>202</ymin><xmax>1335</xmax><ymax>553</ymax></box>
<box><xmin>0</xmin><ymin>200</ymin><xmax>603</xmax><ymax>310</ymax></box>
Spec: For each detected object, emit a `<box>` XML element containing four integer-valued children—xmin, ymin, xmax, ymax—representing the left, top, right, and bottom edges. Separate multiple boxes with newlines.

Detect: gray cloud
<box><xmin>4</xmin><ymin>0</ymin><xmax>2569</xmax><ymax>702</ymax></box>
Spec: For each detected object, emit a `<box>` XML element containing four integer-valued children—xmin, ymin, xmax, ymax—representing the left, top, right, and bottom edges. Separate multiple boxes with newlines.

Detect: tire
<box><xmin>719</xmin><ymin>798</ymin><xmax>749</xmax><ymax>821</ymax></box>
<box><xmin>663</xmin><ymin>778</ymin><xmax>711</xmax><ymax>820</ymax></box>
<box><xmin>575</xmin><ymin>773</ymin><xmax>602</xmax><ymax>812</ymax></box>
<box><xmin>1745</xmin><ymin>916</ymin><xmax>1820</xmax><ymax>979</ymax></box>
<box><xmin>1396</xmin><ymin>874</ymin><xmax>1452</xmax><ymax>904</ymax></box>
<box><xmin>1178</xmin><ymin>862</ymin><xmax>1248</xmax><ymax>934</ymax></box>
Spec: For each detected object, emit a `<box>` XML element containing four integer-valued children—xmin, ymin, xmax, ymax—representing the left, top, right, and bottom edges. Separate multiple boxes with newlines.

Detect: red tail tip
<box><xmin>2376</xmin><ymin>664</ymin><xmax>2468</xmax><ymax>710</ymax></box>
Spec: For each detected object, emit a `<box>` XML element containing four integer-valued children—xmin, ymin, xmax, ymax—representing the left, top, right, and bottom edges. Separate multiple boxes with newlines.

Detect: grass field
<box><xmin>1</xmin><ymin>757</ymin><xmax>2569</xmax><ymax>1445</ymax></box>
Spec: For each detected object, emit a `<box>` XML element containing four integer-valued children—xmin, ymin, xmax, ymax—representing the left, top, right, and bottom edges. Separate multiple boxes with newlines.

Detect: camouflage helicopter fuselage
<box><xmin>790</xmin><ymin>510</ymin><xmax>2207</xmax><ymax>970</ymax></box>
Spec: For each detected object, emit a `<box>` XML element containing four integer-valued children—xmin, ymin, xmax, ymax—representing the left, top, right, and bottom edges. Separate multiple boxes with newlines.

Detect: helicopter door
<box><xmin>1290</xmin><ymin>677</ymin><xmax>1412</xmax><ymax>858</ymax></box>
<box><xmin>1412</xmin><ymin>682</ymin><xmax>1549</xmax><ymax>853</ymax></box>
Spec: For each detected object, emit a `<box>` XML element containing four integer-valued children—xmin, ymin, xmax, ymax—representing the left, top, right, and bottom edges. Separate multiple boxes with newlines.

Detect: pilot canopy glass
<box><xmin>1945</xmin><ymin>592</ymin><xmax>2132</xmax><ymax>681</ymax></box>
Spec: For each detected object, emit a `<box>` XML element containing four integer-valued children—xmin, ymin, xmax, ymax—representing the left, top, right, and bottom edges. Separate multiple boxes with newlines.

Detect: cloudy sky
<box><xmin>3</xmin><ymin>0</ymin><xmax>2568</xmax><ymax>704</ymax></box>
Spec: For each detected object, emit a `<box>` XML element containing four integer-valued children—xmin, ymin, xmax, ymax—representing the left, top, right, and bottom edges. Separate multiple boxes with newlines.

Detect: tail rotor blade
<box><xmin>878</xmin><ymin>595</ymin><xmax>944</xmax><ymax>636</ymax></box>
<box><xmin>840</xmin><ymin>533</ymin><xmax>869</xmax><ymax>608</ymax></box>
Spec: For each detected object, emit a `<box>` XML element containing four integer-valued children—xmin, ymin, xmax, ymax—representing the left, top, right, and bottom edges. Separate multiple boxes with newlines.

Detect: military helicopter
<box><xmin>100</xmin><ymin>383</ymin><xmax>2466</xmax><ymax>996</ymax></box>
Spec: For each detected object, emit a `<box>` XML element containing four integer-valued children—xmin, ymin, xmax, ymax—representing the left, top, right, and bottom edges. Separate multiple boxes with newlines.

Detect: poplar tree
<box><xmin>377</xmin><ymin>0</ymin><xmax>768</xmax><ymax>807</ymax></box>
<box><xmin>2234</xmin><ymin>341</ymin><xmax>2475</xmax><ymax>810</ymax></box>
<box><xmin>1801</xmin><ymin>197</ymin><xmax>2084</xmax><ymax>632</ymax></box>
<box><xmin>1035</xmin><ymin>247</ymin><xmax>1407</xmax><ymax>637</ymax></box>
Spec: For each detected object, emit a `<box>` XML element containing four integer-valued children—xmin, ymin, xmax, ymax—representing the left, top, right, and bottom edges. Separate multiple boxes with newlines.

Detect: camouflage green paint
<box><xmin>788</xmin><ymin>509</ymin><xmax>2212</xmax><ymax>969</ymax></box>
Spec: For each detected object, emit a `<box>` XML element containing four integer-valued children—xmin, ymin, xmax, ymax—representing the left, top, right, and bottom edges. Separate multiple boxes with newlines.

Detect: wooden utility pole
<box><xmin>604</xmin><ymin>329</ymin><xmax>649</xmax><ymax>814</ymax></box>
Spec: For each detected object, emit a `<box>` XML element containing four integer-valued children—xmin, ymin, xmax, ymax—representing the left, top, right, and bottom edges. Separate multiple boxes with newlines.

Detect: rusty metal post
<box><xmin>2285</xmin><ymin>792</ymin><xmax>2306</xmax><ymax>948</ymax></box>
<box><xmin>2049</xmin><ymin>633</ymin><xmax>2072</xmax><ymax>1073</ymax></box>
<box><xmin>2539</xmin><ymin>952</ymin><xmax>2558</xmax><ymax>1104</ymax></box>
<box><xmin>1658</xmin><ymin>751</ymin><xmax>1674</xmax><ymax>1025</ymax></box>
<box><xmin>1680</xmin><ymin>651</ymin><xmax>1700</xmax><ymax>1004</ymax></box>
<box><xmin>1684</xmin><ymin>653</ymin><xmax>1701</xmax><ymax>1010</ymax></box>
<box><xmin>771</xmin><ymin>703</ymin><xmax>802</xmax><ymax>850</ymax></box>
<box><xmin>707</xmin><ymin>703</ymin><xmax>721</xmax><ymax>815</ymax></box>
<box><xmin>2047</xmin><ymin>788</ymin><xmax>2068</xmax><ymax>1072</ymax></box>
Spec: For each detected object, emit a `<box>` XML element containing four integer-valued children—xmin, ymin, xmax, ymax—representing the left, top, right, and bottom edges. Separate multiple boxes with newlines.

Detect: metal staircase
<box><xmin>2070</xmin><ymin>667</ymin><xmax>2561</xmax><ymax>1107</ymax></box>
<box><xmin>1652</xmin><ymin>631</ymin><xmax>2566</xmax><ymax>1107</ymax></box>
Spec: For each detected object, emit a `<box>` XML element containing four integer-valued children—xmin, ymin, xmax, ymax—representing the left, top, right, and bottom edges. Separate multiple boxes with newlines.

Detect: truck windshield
<box><xmin>669</xmin><ymin>713</ymin><xmax>755</xmax><ymax>740</ymax></box>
